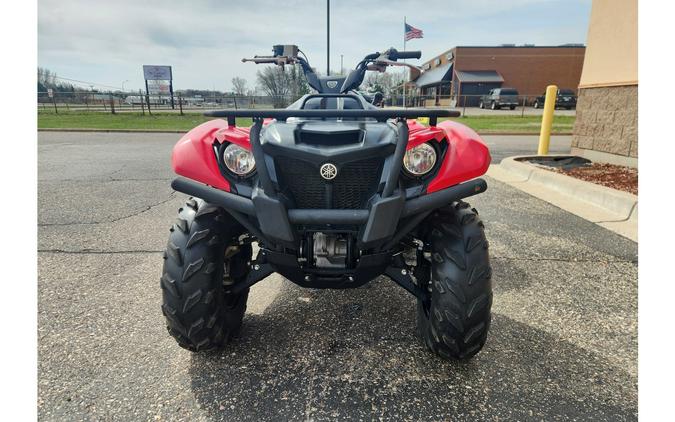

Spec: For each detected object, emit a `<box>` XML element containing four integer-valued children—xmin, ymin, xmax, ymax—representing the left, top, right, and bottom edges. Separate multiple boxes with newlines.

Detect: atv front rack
<box><xmin>204</xmin><ymin>108</ymin><xmax>460</xmax><ymax>126</ymax></box>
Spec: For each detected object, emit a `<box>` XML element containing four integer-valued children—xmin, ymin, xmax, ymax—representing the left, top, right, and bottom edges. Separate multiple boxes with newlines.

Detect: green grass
<box><xmin>38</xmin><ymin>110</ymin><xmax>573</xmax><ymax>134</ymax></box>
<box><xmin>38</xmin><ymin>111</ymin><xmax>254</xmax><ymax>131</ymax></box>
<box><xmin>444</xmin><ymin>115</ymin><xmax>574</xmax><ymax>134</ymax></box>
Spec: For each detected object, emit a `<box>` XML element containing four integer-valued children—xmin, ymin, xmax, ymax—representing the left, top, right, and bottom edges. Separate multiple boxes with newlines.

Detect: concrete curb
<box><xmin>488</xmin><ymin>155</ymin><xmax>637</xmax><ymax>242</ymax></box>
<box><xmin>500</xmin><ymin>156</ymin><xmax>638</xmax><ymax>218</ymax></box>
<box><xmin>37</xmin><ymin>128</ymin><xmax>573</xmax><ymax>136</ymax></box>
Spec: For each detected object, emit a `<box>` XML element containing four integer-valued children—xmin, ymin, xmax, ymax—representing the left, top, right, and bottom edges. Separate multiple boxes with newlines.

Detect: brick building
<box><xmin>411</xmin><ymin>45</ymin><xmax>586</xmax><ymax>107</ymax></box>
<box><xmin>571</xmin><ymin>0</ymin><xmax>637</xmax><ymax>166</ymax></box>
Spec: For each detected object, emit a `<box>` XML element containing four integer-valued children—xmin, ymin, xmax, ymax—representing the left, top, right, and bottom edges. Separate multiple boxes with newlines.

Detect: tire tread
<box><xmin>416</xmin><ymin>201</ymin><xmax>493</xmax><ymax>360</ymax></box>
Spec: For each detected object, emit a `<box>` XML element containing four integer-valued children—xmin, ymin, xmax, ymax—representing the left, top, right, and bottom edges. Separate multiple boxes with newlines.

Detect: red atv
<box><xmin>162</xmin><ymin>45</ymin><xmax>493</xmax><ymax>360</ymax></box>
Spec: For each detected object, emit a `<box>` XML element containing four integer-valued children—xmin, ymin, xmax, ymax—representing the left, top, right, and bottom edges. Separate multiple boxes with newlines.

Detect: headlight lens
<box><xmin>223</xmin><ymin>143</ymin><xmax>256</xmax><ymax>176</ymax></box>
<box><xmin>403</xmin><ymin>143</ymin><xmax>437</xmax><ymax>176</ymax></box>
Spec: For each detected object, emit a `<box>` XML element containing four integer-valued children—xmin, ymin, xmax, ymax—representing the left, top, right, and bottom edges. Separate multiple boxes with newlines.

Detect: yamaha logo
<box><xmin>320</xmin><ymin>163</ymin><xmax>337</xmax><ymax>180</ymax></box>
<box><xmin>326</xmin><ymin>80</ymin><xmax>338</xmax><ymax>88</ymax></box>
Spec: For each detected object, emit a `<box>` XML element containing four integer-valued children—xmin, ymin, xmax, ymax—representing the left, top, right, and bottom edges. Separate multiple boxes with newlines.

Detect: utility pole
<box><xmin>340</xmin><ymin>54</ymin><xmax>344</xmax><ymax>75</ymax></box>
<box><xmin>326</xmin><ymin>0</ymin><xmax>330</xmax><ymax>75</ymax></box>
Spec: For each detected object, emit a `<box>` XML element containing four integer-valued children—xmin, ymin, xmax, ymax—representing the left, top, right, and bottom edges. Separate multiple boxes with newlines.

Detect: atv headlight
<box><xmin>223</xmin><ymin>144</ymin><xmax>256</xmax><ymax>176</ymax></box>
<box><xmin>403</xmin><ymin>142</ymin><xmax>437</xmax><ymax>176</ymax></box>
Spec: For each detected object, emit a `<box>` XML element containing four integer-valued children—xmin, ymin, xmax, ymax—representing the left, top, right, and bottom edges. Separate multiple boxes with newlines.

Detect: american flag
<box><xmin>405</xmin><ymin>23</ymin><xmax>423</xmax><ymax>41</ymax></box>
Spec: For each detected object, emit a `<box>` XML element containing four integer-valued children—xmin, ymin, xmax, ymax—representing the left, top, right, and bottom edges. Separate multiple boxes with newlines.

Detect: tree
<box><xmin>288</xmin><ymin>64</ymin><xmax>310</xmax><ymax>100</ymax></box>
<box><xmin>256</xmin><ymin>64</ymin><xmax>310</xmax><ymax>108</ymax></box>
<box><xmin>231</xmin><ymin>77</ymin><xmax>248</xmax><ymax>96</ymax></box>
<box><xmin>364</xmin><ymin>71</ymin><xmax>405</xmax><ymax>97</ymax></box>
<box><xmin>37</xmin><ymin>67</ymin><xmax>76</xmax><ymax>96</ymax></box>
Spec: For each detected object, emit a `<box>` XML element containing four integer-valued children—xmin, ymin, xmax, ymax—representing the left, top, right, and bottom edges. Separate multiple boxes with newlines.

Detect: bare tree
<box><xmin>364</xmin><ymin>71</ymin><xmax>404</xmax><ymax>97</ymax></box>
<box><xmin>256</xmin><ymin>65</ymin><xmax>310</xmax><ymax>108</ymax></box>
<box><xmin>231</xmin><ymin>77</ymin><xmax>248</xmax><ymax>96</ymax></box>
<box><xmin>257</xmin><ymin>67</ymin><xmax>290</xmax><ymax>107</ymax></box>
<box><xmin>38</xmin><ymin>67</ymin><xmax>57</xmax><ymax>87</ymax></box>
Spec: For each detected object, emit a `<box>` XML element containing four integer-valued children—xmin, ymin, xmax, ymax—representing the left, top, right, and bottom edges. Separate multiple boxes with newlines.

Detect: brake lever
<box><xmin>372</xmin><ymin>57</ymin><xmax>423</xmax><ymax>71</ymax></box>
<box><xmin>242</xmin><ymin>56</ymin><xmax>297</xmax><ymax>66</ymax></box>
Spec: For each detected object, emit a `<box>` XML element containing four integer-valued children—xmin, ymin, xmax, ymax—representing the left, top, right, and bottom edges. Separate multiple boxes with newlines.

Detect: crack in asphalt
<box><xmin>38</xmin><ymin>249</ymin><xmax>163</xmax><ymax>254</ymax></box>
<box><xmin>38</xmin><ymin>192</ymin><xmax>177</xmax><ymax>227</ymax></box>
<box><xmin>106</xmin><ymin>164</ymin><xmax>127</xmax><ymax>180</ymax></box>
<box><xmin>38</xmin><ymin>177</ymin><xmax>172</xmax><ymax>182</ymax></box>
<box><xmin>109</xmin><ymin>177</ymin><xmax>173</xmax><ymax>182</ymax></box>
<box><xmin>492</xmin><ymin>256</ymin><xmax>637</xmax><ymax>264</ymax></box>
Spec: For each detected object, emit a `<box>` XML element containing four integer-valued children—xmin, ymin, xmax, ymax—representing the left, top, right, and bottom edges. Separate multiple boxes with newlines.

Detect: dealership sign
<box><xmin>142</xmin><ymin>65</ymin><xmax>175</xmax><ymax>109</ymax></box>
<box><xmin>143</xmin><ymin>65</ymin><xmax>172</xmax><ymax>81</ymax></box>
<box><xmin>148</xmin><ymin>81</ymin><xmax>171</xmax><ymax>95</ymax></box>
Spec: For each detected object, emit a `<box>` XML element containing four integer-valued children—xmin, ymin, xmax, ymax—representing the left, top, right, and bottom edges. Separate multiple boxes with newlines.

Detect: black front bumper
<box><xmin>171</xmin><ymin>175</ymin><xmax>487</xmax><ymax>248</ymax></box>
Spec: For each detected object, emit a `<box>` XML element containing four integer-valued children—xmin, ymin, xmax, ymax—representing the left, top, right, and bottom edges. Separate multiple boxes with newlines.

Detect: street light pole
<box><xmin>340</xmin><ymin>54</ymin><xmax>343</xmax><ymax>75</ymax></box>
<box><xmin>326</xmin><ymin>0</ymin><xmax>330</xmax><ymax>75</ymax></box>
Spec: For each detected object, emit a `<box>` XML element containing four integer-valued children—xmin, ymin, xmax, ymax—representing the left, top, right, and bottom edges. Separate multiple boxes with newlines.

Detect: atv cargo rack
<box><xmin>204</xmin><ymin>108</ymin><xmax>461</xmax><ymax>126</ymax></box>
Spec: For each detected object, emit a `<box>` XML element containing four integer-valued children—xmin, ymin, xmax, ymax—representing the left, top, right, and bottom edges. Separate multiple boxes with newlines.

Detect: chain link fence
<box><xmin>37</xmin><ymin>91</ymin><xmax>294</xmax><ymax>114</ymax></box>
<box><xmin>385</xmin><ymin>94</ymin><xmax>576</xmax><ymax>116</ymax></box>
<box><xmin>38</xmin><ymin>91</ymin><xmax>576</xmax><ymax>117</ymax></box>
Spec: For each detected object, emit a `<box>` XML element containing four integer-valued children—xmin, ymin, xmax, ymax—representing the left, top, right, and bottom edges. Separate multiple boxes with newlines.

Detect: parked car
<box><xmin>533</xmin><ymin>88</ymin><xmax>577</xmax><ymax>110</ymax></box>
<box><xmin>479</xmin><ymin>88</ymin><xmax>519</xmax><ymax>110</ymax></box>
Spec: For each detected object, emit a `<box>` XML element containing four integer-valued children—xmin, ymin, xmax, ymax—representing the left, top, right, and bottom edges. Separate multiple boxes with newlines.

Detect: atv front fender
<box><xmin>426</xmin><ymin>120</ymin><xmax>491</xmax><ymax>193</ymax></box>
<box><xmin>172</xmin><ymin>119</ymin><xmax>231</xmax><ymax>191</ymax></box>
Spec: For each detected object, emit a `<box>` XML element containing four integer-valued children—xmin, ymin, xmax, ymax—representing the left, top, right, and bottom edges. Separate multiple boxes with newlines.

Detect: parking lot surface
<box><xmin>38</xmin><ymin>131</ymin><xmax>636</xmax><ymax>421</ymax></box>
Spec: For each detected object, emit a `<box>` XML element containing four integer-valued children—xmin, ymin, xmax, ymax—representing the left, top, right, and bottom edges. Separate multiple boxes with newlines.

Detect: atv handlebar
<box><xmin>389</xmin><ymin>50</ymin><xmax>422</xmax><ymax>60</ymax></box>
<box><xmin>242</xmin><ymin>45</ymin><xmax>425</xmax><ymax>94</ymax></box>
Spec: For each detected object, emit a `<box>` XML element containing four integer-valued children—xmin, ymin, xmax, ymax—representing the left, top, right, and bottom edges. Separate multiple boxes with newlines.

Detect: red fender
<box><xmin>172</xmin><ymin>119</ymin><xmax>232</xmax><ymax>191</ymax></box>
<box><xmin>172</xmin><ymin>118</ymin><xmax>490</xmax><ymax>195</ymax></box>
<box><xmin>172</xmin><ymin>120</ymin><xmax>265</xmax><ymax>192</ymax></box>
<box><xmin>426</xmin><ymin>120</ymin><xmax>491</xmax><ymax>193</ymax></box>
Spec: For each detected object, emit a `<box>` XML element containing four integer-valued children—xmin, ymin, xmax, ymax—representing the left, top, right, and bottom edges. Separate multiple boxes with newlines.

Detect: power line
<box><xmin>51</xmin><ymin>75</ymin><xmax>123</xmax><ymax>90</ymax></box>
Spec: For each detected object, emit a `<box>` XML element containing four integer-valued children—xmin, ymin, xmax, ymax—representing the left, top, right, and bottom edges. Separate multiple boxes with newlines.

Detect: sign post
<box><xmin>143</xmin><ymin>65</ymin><xmax>173</xmax><ymax>112</ymax></box>
<box><xmin>144</xmin><ymin>79</ymin><xmax>152</xmax><ymax>115</ymax></box>
<box><xmin>48</xmin><ymin>88</ymin><xmax>57</xmax><ymax>114</ymax></box>
<box><xmin>139</xmin><ymin>89</ymin><xmax>145</xmax><ymax>116</ymax></box>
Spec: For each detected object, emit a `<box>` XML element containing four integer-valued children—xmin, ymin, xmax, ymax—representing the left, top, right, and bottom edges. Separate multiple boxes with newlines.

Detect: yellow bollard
<box><xmin>537</xmin><ymin>84</ymin><xmax>557</xmax><ymax>155</ymax></box>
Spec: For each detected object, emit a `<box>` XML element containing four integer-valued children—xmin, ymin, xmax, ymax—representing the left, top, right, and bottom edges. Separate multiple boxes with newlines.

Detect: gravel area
<box><xmin>38</xmin><ymin>132</ymin><xmax>637</xmax><ymax>421</ymax></box>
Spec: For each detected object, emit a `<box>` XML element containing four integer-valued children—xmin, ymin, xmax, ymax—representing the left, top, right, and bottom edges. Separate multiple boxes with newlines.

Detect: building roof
<box><xmin>455</xmin><ymin>70</ymin><xmax>504</xmax><ymax>83</ymax></box>
<box><xmin>455</xmin><ymin>45</ymin><xmax>585</xmax><ymax>49</ymax></box>
<box><xmin>414</xmin><ymin>63</ymin><xmax>453</xmax><ymax>87</ymax></box>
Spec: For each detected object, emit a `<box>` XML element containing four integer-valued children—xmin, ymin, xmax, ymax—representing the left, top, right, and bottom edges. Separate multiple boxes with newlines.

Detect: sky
<box><xmin>38</xmin><ymin>0</ymin><xmax>592</xmax><ymax>92</ymax></box>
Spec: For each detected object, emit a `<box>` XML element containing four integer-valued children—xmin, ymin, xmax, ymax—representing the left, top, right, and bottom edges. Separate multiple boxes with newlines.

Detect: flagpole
<box><xmin>403</xmin><ymin>16</ymin><xmax>407</xmax><ymax>108</ymax></box>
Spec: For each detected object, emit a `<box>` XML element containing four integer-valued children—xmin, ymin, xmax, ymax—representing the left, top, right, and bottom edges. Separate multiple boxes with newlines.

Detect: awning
<box><xmin>455</xmin><ymin>70</ymin><xmax>504</xmax><ymax>83</ymax></box>
<box><xmin>414</xmin><ymin>63</ymin><xmax>453</xmax><ymax>87</ymax></box>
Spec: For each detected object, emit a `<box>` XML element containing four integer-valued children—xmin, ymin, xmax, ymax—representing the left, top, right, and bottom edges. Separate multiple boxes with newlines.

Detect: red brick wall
<box><xmin>453</xmin><ymin>47</ymin><xmax>585</xmax><ymax>96</ymax></box>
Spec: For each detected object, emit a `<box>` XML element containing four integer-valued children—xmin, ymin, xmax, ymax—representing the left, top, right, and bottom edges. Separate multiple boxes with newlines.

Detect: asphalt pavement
<box><xmin>38</xmin><ymin>131</ymin><xmax>636</xmax><ymax>421</ymax></box>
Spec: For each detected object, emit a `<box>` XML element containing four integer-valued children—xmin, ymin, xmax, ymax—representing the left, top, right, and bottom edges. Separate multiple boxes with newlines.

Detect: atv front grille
<box><xmin>275</xmin><ymin>157</ymin><xmax>383</xmax><ymax>209</ymax></box>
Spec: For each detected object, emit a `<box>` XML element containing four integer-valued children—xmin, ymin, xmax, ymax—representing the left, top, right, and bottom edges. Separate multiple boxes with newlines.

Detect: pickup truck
<box><xmin>533</xmin><ymin>88</ymin><xmax>577</xmax><ymax>110</ymax></box>
<box><xmin>479</xmin><ymin>88</ymin><xmax>519</xmax><ymax>110</ymax></box>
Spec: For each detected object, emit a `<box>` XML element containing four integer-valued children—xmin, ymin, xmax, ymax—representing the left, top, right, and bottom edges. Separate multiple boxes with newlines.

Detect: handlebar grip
<box><xmin>393</xmin><ymin>50</ymin><xmax>422</xmax><ymax>60</ymax></box>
